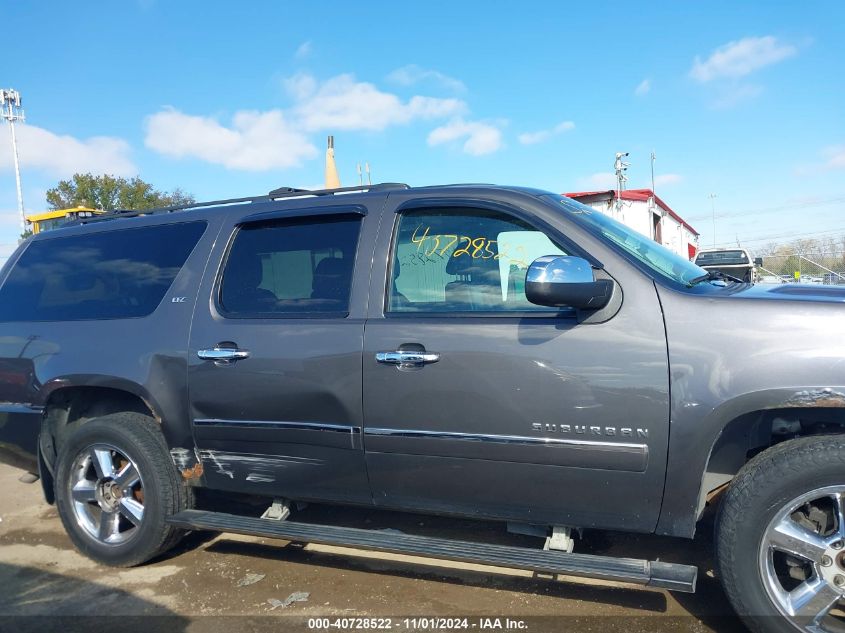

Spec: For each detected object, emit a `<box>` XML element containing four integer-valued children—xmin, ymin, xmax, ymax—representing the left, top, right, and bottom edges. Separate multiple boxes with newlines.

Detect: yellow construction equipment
<box><xmin>26</xmin><ymin>207</ymin><xmax>104</xmax><ymax>234</ymax></box>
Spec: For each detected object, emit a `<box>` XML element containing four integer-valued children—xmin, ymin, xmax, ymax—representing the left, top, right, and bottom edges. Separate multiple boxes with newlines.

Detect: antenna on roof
<box><xmin>356</xmin><ymin>162</ymin><xmax>372</xmax><ymax>186</ymax></box>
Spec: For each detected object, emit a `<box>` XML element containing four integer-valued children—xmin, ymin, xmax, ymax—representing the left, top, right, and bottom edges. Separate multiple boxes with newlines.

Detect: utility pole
<box><xmin>708</xmin><ymin>193</ymin><xmax>717</xmax><ymax>249</ymax></box>
<box><xmin>1</xmin><ymin>89</ymin><xmax>26</xmax><ymax>233</ymax></box>
<box><xmin>650</xmin><ymin>151</ymin><xmax>660</xmax><ymax>242</ymax></box>
<box><xmin>614</xmin><ymin>152</ymin><xmax>629</xmax><ymax>220</ymax></box>
<box><xmin>650</xmin><ymin>151</ymin><xmax>656</xmax><ymax>194</ymax></box>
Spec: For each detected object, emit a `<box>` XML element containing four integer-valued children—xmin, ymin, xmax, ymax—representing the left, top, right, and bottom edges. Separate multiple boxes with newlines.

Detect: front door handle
<box><xmin>198</xmin><ymin>346</ymin><xmax>251</xmax><ymax>362</ymax></box>
<box><xmin>376</xmin><ymin>350</ymin><xmax>440</xmax><ymax>368</ymax></box>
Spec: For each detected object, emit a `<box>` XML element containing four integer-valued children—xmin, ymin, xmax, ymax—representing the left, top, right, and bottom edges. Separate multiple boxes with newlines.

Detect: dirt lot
<box><xmin>0</xmin><ymin>463</ymin><xmax>745</xmax><ymax>632</ymax></box>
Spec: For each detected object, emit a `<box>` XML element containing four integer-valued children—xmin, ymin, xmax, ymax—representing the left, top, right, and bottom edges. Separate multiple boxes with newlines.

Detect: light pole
<box><xmin>614</xmin><ymin>152</ymin><xmax>629</xmax><ymax>219</ymax></box>
<box><xmin>708</xmin><ymin>193</ymin><xmax>717</xmax><ymax>249</ymax></box>
<box><xmin>1</xmin><ymin>89</ymin><xmax>26</xmax><ymax>234</ymax></box>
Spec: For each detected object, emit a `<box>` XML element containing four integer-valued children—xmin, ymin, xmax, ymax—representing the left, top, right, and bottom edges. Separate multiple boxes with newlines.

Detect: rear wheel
<box><xmin>717</xmin><ymin>435</ymin><xmax>845</xmax><ymax>633</ymax></box>
<box><xmin>55</xmin><ymin>412</ymin><xmax>191</xmax><ymax>566</ymax></box>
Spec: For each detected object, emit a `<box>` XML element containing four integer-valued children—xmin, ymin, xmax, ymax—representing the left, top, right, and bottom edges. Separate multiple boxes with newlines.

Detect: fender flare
<box><xmin>657</xmin><ymin>386</ymin><xmax>845</xmax><ymax>538</ymax></box>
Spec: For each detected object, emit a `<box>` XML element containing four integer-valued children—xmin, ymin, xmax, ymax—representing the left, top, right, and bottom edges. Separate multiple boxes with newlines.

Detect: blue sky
<box><xmin>1</xmin><ymin>1</ymin><xmax>843</xmax><ymax>260</ymax></box>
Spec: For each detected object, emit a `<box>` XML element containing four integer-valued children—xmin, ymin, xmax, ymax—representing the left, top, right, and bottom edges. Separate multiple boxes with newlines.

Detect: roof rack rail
<box><xmin>73</xmin><ymin>182</ymin><xmax>411</xmax><ymax>226</ymax></box>
<box><xmin>267</xmin><ymin>186</ymin><xmax>309</xmax><ymax>196</ymax></box>
<box><xmin>268</xmin><ymin>183</ymin><xmax>409</xmax><ymax>198</ymax></box>
<box><xmin>75</xmin><ymin>194</ymin><xmax>273</xmax><ymax>225</ymax></box>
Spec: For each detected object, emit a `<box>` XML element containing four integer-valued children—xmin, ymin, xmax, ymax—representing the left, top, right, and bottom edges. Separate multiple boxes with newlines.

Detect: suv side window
<box><xmin>389</xmin><ymin>208</ymin><xmax>567</xmax><ymax>313</ymax></box>
<box><xmin>0</xmin><ymin>221</ymin><xmax>206</xmax><ymax>322</ymax></box>
<box><xmin>219</xmin><ymin>214</ymin><xmax>361</xmax><ymax>317</ymax></box>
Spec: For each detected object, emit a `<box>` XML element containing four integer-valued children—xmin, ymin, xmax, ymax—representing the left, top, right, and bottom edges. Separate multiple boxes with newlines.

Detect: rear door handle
<box><xmin>376</xmin><ymin>350</ymin><xmax>440</xmax><ymax>368</ymax></box>
<box><xmin>198</xmin><ymin>347</ymin><xmax>251</xmax><ymax>362</ymax></box>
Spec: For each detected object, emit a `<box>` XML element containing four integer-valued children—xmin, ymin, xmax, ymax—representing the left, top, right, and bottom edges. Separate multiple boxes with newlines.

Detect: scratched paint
<box><xmin>196</xmin><ymin>450</ymin><xmax>324</xmax><ymax>482</ymax></box>
<box><xmin>169</xmin><ymin>448</ymin><xmax>193</xmax><ymax>469</ymax></box>
<box><xmin>245</xmin><ymin>472</ymin><xmax>276</xmax><ymax>483</ymax></box>
<box><xmin>784</xmin><ymin>389</ymin><xmax>845</xmax><ymax>408</ymax></box>
<box><xmin>169</xmin><ymin>447</ymin><xmax>205</xmax><ymax>480</ymax></box>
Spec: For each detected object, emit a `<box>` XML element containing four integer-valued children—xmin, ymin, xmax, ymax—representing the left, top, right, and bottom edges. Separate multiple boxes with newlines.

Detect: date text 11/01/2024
<box><xmin>307</xmin><ymin>618</ymin><xmax>529</xmax><ymax>630</ymax></box>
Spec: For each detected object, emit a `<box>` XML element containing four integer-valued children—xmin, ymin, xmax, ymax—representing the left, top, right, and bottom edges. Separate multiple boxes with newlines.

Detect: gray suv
<box><xmin>1</xmin><ymin>183</ymin><xmax>844</xmax><ymax>633</ymax></box>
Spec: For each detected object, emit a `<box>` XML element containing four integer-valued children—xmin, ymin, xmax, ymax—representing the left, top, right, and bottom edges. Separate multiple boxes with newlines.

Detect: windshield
<box><xmin>542</xmin><ymin>194</ymin><xmax>707</xmax><ymax>286</ymax></box>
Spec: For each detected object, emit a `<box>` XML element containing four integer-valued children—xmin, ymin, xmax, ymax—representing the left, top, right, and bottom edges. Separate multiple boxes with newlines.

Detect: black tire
<box><xmin>716</xmin><ymin>435</ymin><xmax>845</xmax><ymax>633</ymax></box>
<box><xmin>54</xmin><ymin>412</ymin><xmax>192</xmax><ymax>567</ymax></box>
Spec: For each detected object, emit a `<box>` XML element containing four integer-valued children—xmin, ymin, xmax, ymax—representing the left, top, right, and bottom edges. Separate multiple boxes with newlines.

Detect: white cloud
<box><xmin>284</xmin><ymin>73</ymin><xmax>318</xmax><ymax>100</ymax></box>
<box><xmin>427</xmin><ymin>118</ymin><xmax>503</xmax><ymax>156</ymax></box>
<box><xmin>288</xmin><ymin>73</ymin><xmax>466</xmax><ymax>132</ymax></box>
<box><xmin>690</xmin><ymin>36</ymin><xmax>797</xmax><ymax>82</ymax></box>
<box><xmin>654</xmin><ymin>173</ymin><xmax>683</xmax><ymax>186</ymax></box>
<box><xmin>577</xmin><ymin>173</ymin><xmax>617</xmax><ymax>189</ymax></box>
<box><xmin>710</xmin><ymin>83</ymin><xmax>764</xmax><ymax>109</ymax></box>
<box><xmin>295</xmin><ymin>41</ymin><xmax>312</xmax><ymax>59</ymax></box>
<box><xmin>517</xmin><ymin>121</ymin><xmax>575</xmax><ymax>145</ymax></box>
<box><xmin>144</xmin><ymin>72</ymin><xmax>482</xmax><ymax>171</ymax></box>
<box><xmin>386</xmin><ymin>65</ymin><xmax>466</xmax><ymax>93</ymax></box>
<box><xmin>793</xmin><ymin>144</ymin><xmax>845</xmax><ymax>176</ymax></box>
<box><xmin>572</xmin><ymin>173</ymin><xmax>681</xmax><ymax>190</ymax></box>
<box><xmin>824</xmin><ymin>145</ymin><xmax>845</xmax><ymax>170</ymax></box>
<box><xmin>634</xmin><ymin>79</ymin><xmax>651</xmax><ymax>96</ymax></box>
<box><xmin>0</xmin><ymin>241</ymin><xmax>17</xmax><ymax>265</ymax></box>
<box><xmin>0</xmin><ymin>211</ymin><xmax>21</xmax><ymax>228</ymax></box>
<box><xmin>144</xmin><ymin>108</ymin><xmax>318</xmax><ymax>171</ymax></box>
<box><xmin>0</xmin><ymin>124</ymin><xmax>135</xmax><ymax>177</ymax></box>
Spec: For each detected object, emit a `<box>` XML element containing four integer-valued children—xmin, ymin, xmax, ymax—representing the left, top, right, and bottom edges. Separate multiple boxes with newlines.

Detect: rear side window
<box><xmin>0</xmin><ymin>222</ymin><xmax>206</xmax><ymax>322</ymax></box>
<box><xmin>219</xmin><ymin>215</ymin><xmax>361</xmax><ymax>317</ymax></box>
<box><xmin>694</xmin><ymin>250</ymin><xmax>750</xmax><ymax>266</ymax></box>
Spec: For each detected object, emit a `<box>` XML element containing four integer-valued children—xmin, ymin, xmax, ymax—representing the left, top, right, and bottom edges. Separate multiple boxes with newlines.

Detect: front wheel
<box><xmin>54</xmin><ymin>412</ymin><xmax>191</xmax><ymax>567</ymax></box>
<box><xmin>717</xmin><ymin>435</ymin><xmax>845</xmax><ymax>633</ymax></box>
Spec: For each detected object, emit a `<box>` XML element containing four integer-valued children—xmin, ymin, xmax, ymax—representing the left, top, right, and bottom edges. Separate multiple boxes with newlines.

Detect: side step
<box><xmin>167</xmin><ymin>510</ymin><xmax>697</xmax><ymax>593</ymax></box>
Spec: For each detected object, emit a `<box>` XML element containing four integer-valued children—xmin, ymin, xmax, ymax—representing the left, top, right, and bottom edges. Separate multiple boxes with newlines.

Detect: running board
<box><xmin>167</xmin><ymin>510</ymin><xmax>697</xmax><ymax>593</ymax></box>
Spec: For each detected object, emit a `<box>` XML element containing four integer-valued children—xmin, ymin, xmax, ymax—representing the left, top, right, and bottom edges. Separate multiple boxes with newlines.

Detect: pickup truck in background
<box><xmin>694</xmin><ymin>248</ymin><xmax>759</xmax><ymax>283</ymax></box>
<box><xmin>1</xmin><ymin>183</ymin><xmax>844</xmax><ymax>633</ymax></box>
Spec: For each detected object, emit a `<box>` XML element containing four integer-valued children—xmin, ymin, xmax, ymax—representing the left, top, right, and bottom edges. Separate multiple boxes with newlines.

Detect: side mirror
<box><xmin>754</xmin><ymin>257</ymin><xmax>763</xmax><ymax>266</ymax></box>
<box><xmin>525</xmin><ymin>256</ymin><xmax>613</xmax><ymax>310</ymax></box>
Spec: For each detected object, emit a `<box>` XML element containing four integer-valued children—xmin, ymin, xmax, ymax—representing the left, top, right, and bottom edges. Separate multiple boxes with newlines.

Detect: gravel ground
<box><xmin>0</xmin><ymin>463</ymin><xmax>745</xmax><ymax>633</ymax></box>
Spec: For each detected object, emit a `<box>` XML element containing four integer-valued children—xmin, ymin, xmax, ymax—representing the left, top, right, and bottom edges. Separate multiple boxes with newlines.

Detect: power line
<box><xmin>715</xmin><ymin>226</ymin><xmax>845</xmax><ymax>248</ymax></box>
<box><xmin>721</xmin><ymin>229</ymin><xmax>845</xmax><ymax>246</ymax></box>
<box><xmin>687</xmin><ymin>195</ymin><xmax>845</xmax><ymax>222</ymax></box>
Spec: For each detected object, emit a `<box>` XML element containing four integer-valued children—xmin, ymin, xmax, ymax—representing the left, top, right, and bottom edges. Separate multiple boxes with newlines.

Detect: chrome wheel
<box><xmin>69</xmin><ymin>443</ymin><xmax>145</xmax><ymax>545</ymax></box>
<box><xmin>760</xmin><ymin>485</ymin><xmax>845</xmax><ymax>632</ymax></box>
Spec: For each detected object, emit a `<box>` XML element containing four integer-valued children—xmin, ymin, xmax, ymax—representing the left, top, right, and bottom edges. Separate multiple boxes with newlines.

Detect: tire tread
<box><xmin>717</xmin><ymin>434</ymin><xmax>845</xmax><ymax>632</ymax></box>
<box><xmin>55</xmin><ymin>412</ymin><xmax>191</xmax><ymax>567</ymax></box>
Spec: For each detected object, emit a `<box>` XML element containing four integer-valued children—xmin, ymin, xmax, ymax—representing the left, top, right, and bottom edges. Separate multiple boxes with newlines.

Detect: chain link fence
<box><xmin>759</xmin><ymin>252</ymin><xmax>845</xmax><ymax>284</ymax></box>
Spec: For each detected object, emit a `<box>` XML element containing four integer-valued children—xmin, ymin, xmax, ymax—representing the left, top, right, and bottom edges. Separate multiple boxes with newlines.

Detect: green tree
<box><xmin>46</xmin><ymin>173</ymin><xmax>195</xmax><ymax>211</ymax></box>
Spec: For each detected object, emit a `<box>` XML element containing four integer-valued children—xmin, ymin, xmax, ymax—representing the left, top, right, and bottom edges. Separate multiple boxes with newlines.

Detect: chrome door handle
<box><xmin>376</xmin><ymin>350</ymin><xmax>440</xmax><ymax>367</ymax></box>
<box><xmin>197</xmin><ymin>347</ymin><xmax>251</xmax><ymax>362</ymax></box>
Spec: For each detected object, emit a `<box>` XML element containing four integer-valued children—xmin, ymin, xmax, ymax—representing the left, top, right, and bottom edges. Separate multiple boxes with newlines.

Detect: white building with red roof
<box><xmin>564</xmin><ymin>189</ymin><xmax>700</xmax><ymax>260</ymax></box>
